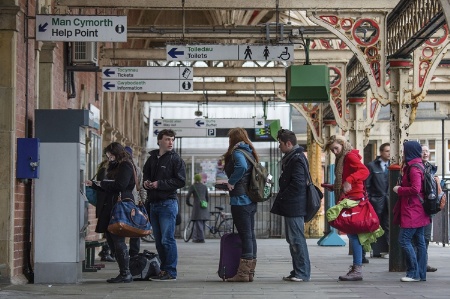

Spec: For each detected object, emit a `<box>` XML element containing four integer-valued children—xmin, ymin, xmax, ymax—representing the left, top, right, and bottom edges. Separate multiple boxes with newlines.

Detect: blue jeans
<box><xmin>231</xmin><ymin>203</ymin><xmax>257</xmax><ymax>259</ymax></box>
<box><xmin>348</xmin><ymin>234</ymin><xmax>363</xmax><ymax>266</ymax></box>
<box><xmin>150</xmin><ymin>199</ymin><xmax>178</xmax><ymax>277</ymax></box>
<box><xmin>285</xmin><ymin>216</ymin><xmax>310</xmax><ymax>280</ymax></box>
<box><xmin>399</xmin><ymin>226</ymin><xmax>427</xmax><ymax>280</ymax></box>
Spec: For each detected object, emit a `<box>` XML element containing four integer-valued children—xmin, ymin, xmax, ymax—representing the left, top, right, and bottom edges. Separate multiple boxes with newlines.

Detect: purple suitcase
<box><xmin>218</xmin><ymin>233</ymin><xmax>242</xmax><ymax>281</ymax></box>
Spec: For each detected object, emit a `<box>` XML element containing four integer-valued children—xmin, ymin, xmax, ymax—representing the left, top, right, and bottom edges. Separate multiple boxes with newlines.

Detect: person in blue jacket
<box><xmin>223</xmin><ymin>127</ymin><xmax>259</xmax><ymax>282</ymax></box>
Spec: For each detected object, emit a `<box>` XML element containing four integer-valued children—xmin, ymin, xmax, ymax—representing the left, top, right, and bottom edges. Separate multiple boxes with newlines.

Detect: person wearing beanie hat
<box><xmin>393</xmin><ymin>140</ymin><xmax>430</xmax><ymax>282</ymax></box>
<box><xmin>185</xmin><ymin>173</ymin><xmax>209</xmax><ymax>243</ymax></box>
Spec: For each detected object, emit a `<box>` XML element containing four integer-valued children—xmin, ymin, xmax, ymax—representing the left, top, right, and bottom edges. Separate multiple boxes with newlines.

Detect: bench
<box><xmin>83</xmin><ymin>239</ymin><xmax>107</xmax><ymax>272</ymax></box>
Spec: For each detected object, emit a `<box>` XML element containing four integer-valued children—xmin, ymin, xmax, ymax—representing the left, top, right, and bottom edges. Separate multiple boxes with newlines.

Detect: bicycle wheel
<box><xmin>217</xmin><ymin>219</ymin><xmax>233</xmax><ymax>237</ymax></box>
<box><xmin>141</xmin><ymin>232</ymin><xmax>155</xmax><ymax>243</ymax></box>
<box><xmin>183</xmin><ymin>220</ymin><xmax>194</xmax><ymax>242</ymax></box>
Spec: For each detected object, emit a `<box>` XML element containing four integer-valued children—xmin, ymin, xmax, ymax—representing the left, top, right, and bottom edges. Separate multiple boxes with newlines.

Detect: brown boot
<box><xmin>249</xmin><ymin>259</ymin><xmax>257</xmax><ymax>282</ymax></box>
<box><xmin>227</xmin><ymin>259</ymin><xmax>252</xmax><ymax>282</ymax></box>
<box><xmin>338</xmin><ymin>265</ymin><xmax>363</xmax><ymax>281</ymax></box>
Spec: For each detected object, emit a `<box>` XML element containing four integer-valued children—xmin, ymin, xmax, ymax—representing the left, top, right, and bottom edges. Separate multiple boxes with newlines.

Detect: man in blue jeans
<box><xmin>270</xmin><ymin>129</ymin><xmax>311</xmax><ymax>282</ymax></box>
<box><xmin>143</xmin><ymin>129</ymin><xmax>186</xmax><ymax>281</ymax></box>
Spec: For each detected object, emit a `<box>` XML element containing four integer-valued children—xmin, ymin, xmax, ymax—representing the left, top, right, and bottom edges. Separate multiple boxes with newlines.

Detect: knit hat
<box><xmin>194</xmin><ymin>174</ymin><xmax>202</xmax><ymax>182</ymax></box>
<box><xmin>124</xmin><ymin>146</ymin><xmax>133</xmax><ymax>156</ymax></box>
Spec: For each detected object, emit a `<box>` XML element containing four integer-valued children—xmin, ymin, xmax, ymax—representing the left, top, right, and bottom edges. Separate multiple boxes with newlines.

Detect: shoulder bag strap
<box><xmin>235</xmin><ymin>149</ymin><xmax>257</xmax><ymax>167</ymax></box>
<box><xmin>299</xmin><ymin>155</ymin><xmax>313</xmax><ymax>185</ymax></box>
<box><xmin>128</xmin><ymin>160</ymin><xmax>141</xmax><ymax>192</ymax></box>
<box><xmin>192</xmin><ymin>184</ymin><xmax>199</xmax><ymax>197</ymax></box>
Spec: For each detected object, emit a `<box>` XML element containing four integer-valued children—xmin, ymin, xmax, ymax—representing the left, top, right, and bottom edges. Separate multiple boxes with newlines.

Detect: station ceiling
<box><xmin>57</xmin><ymin>0</ymin><xmax>450</xmax><ymax>107</ymax></box>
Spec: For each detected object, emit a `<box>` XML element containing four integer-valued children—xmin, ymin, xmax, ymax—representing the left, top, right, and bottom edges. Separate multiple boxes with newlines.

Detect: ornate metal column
<box><xmin>389</xmin><ymin>59</ymin><xmax>413</xmax><ymax>163</ymax></box>
<box><xmin>388</xmin><ymin>58</ymin><xmax>413</xmax><ymax>272</ymax></box>
<box><xmin>347</xmin><ymin>97</ymin><xmax>367</xmax><ymax>161</ymax></box>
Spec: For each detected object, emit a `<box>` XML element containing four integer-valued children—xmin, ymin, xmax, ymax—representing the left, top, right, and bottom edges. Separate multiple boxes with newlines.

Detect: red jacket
<box><xmin>394</xmin><ymin>157</ymin><xmax>431</xmax><ymax>228</ymax></box>
<box><xmin>341</xmin><ymin>149</ymin><xmax>370</xmax><ymax>200</ymax></box>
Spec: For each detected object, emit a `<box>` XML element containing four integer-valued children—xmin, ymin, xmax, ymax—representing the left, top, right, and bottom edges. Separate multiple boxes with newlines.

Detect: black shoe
<box><xmin>192</xmin><ymin>239</ymin><xmax>205</xmax><ymax>243</ymax></box>
<box><xmin>362</xmin><ymin>257</ymin><xmax>369</xmax><ymax>264</ymax></box>
<box><xmin>101</xmin><ymin>254</ymin><xmax>116</xmax><ymax>262</ymax></box>
<box><xmin>426</xmin><ymin>265</ymin><xmax>437</xmax><ymax>272</ymax></box>
<box><xmin>149</xmin><ymin>271</ymin><xmax>163</xmax><ymax>280</ymax></box>
<box><xmin>150</xmin><ymin>271</ymin><xmax>176</xmax><ymax>281</ymax></box>
<box><xmin>107</xmin><ymin>273</ymin><xmax>133</xmax><ymax>283</ymax></box>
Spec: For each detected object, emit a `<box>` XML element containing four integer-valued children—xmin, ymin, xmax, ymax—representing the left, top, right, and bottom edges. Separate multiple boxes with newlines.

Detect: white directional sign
<box><xmin>102</xmin><ymin>66</ymin><xmax>193</xmax><ymax>92</ymax></box>
<box><xmin>153</xmin><ymin>118</ymin><xmax>265</xmax><ymax>128</ymax></box>
<box><xmin>36</xmin><ymin>15</ymin><xmax>127</xmax><ymax>42</ymax></box>
<box><xmin>102</xmin><ymin>66</ymin><xmax>193</xmax><ymax>80</ymax></box>
<box><xmin>153</xmin><ymin>128</ymin><xmax>216</xmax><ymax>138</ymax></box>
<box><xmin>167</xmin><ymin>44</ymin><xmax>294</xmax><ymax>62</ymax></box>
<box><xmin>102</xmin><ymin>79</ymin><xmax>193</xmax><ymax>92</ymax></box>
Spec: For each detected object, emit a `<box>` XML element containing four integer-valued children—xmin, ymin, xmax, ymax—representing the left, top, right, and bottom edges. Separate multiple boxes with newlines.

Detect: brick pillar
<box><xmin>0</xmin><ymin>4</ymin><xmax>20</xmax><ymax>283</ymax></box>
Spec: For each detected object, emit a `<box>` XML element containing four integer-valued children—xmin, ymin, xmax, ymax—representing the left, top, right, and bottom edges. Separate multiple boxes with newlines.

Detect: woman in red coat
<box><xmin>393</xmin><ymin>140</ymin><xmax>430</xmax><ymax>282</ymax></box>
<box><xmin>324</xmin><ymin>135</ymin><xmax>369</xmax><ymax>281</ymax></box>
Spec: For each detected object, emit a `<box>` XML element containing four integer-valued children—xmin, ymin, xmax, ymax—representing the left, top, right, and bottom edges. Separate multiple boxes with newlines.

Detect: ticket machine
<box><xmin>34</xmin><ymin>109</ymin><xmax>91</xmax><ymax>284</ymax></box>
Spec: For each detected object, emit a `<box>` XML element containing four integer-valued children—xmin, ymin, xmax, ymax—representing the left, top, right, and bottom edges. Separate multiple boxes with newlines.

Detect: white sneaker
<box><xmin>382</xmin><ymin>253</ymin><xmax>389</xmax><ymax>259</ymax></box>
<box><xmin>282</xmin><ymin>275</ymin><xmax>309</xmax><ymax>282</ymax></box>
<box><xmin>401</xmin><ymin>277</ymin><xmax>420</xmax><ymax>282</ymax></box>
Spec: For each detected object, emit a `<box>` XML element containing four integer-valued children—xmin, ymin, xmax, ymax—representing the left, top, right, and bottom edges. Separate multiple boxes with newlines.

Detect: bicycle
<box><xmin>183</xmin><ymin>206</ymin><xmax>233</xmax><ymax>242</ymax></box>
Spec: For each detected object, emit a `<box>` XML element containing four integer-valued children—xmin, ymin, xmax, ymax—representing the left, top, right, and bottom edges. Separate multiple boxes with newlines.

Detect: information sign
<box><xmin>36</xmin><ymin>15</ymin><xmax>127</xmax><ymax>42</ymax></box>
<box><xmin>166</xmin><ymin>44</ymin><xmax>294</xmax><ymax>62</ymax></box>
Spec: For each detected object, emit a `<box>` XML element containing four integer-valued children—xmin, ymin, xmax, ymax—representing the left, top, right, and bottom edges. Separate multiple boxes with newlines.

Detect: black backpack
<box><xmin>129</xmin><ymin>250</ymin><xmax>161</xmax><ymax>280</ymax></box>
<box><xmin>408</xmin><ymin>163</ymin><xmax>442</xmax><ymax>215</ymax></box>
<box><xmin>235</xmin><ymin>149</ymin><xmax>273</xmax><ymax>202</ymax></box>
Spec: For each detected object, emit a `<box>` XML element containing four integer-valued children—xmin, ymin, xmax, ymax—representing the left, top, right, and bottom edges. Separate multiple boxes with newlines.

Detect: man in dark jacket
<box><xmin>365</xmin><ymin>143</ymin><xmax>390</xmax><ymax>259</ymax></box>
<box><xmin>271</xmin><ymin>129</ymin><xmax>310</xmax><ymax>282</ymax></box>
<box><xmin>143</xmin><ymin>129</ymin><xmax>186</xmax><ymax>281</ymax></box>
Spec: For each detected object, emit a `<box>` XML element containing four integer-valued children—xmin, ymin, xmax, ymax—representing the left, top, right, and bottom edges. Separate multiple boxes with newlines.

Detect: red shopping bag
<box><xmin>329</xmin><ymin>199</ymin><xmax>380</xmax><ymax>234</ymax></box>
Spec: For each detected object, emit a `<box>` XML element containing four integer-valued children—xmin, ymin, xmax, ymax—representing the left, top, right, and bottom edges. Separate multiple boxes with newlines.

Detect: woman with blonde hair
<box><xmin>324</xmin><ymin>135</ymin><xmax>369</xmax><ymax>281</ymax></box>
<box><xmin>223</xmin><ymin>128</ymin><xmax>259</xmax><ymax>282</ymax></box>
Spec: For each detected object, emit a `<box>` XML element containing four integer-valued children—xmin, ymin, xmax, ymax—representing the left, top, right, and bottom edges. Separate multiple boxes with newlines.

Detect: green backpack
<box><xmin>235</xmin><ymin>149</ymin><xmax>273</xmax><ymax>202</ymax></box>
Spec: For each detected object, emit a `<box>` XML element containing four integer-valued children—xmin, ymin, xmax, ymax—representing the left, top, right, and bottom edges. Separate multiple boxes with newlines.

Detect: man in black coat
<box><xmin>143</xmin><ymin>129</ymin><xmax>186</xmax><ymax>281</ymax></box>
<box><xmin>365</xmin><ymin>143</ymin><xmax>390</xmax><ymax>258</ymax></box>
<box><xmin>271</xmin><ymin>129</ymin><xmax>311</xmax><ymax>282</ymax></box>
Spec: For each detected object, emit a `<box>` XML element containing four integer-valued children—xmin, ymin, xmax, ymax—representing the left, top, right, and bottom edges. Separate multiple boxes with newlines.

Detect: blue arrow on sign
<box><xmin>195</xmin><ymin>120</ymin><xmax>205</xmax><ymax>127</ymax></box>
<box><xmin>168</xmin><ymin>48</ymin><xmax>184</xmax><ymax>58</ymax></box>
<box><xmin>154</xmin><ymin>130</ymin><xmax>159</xmax><ymax>135</ymax></box>
<box><xmin>38</xmin><ymin>23</ymin><xmax>48</xmax><ymax>32</ymax></box>
<box><xmin>153</xmin><ymin>120</ymin><xmax>162</xmax><ymax>126</ymax></box>
<box><xmin>103</xmin><ymin>68</ymin><xmax>115</xmax><ymax>77</ymax></box>
<box><xmin>103</xmin><ymin>82</ymin><xmax>115</xmax><ymax>90</ymax></box>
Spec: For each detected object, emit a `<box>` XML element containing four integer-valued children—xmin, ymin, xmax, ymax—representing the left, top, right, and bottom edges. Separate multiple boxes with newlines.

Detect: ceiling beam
<box><xmin>138</xmin><ymin>93</ymin><xmax>284</xmax><ymax>102</ymax></box>
<box><xmin>192</xmin><ymin>82</ymin><xmax>285</xmax><ymax>91</ymax></box>
<box><xmin>102</xmin><ymin>48</ymin><xmax>354</xmax><ymax>62</ymax></box>
<box><xmin>127</xmin><ymin>32</ymin><xmax>337</xmax><ymax>40</ymax></box>
<box><xmin>127</xmin><ymin>25</ymin><xmax>336</xmax><ymax>40</ymax></box>
<box><xmin>57</xmin><ymin>0</ymin><xmax>399</xmax><ymax>10</ymax></box>
<box><xmin>194</xmin><ymin>67</ymin><xmax>285</xmax><ymax>77</ymax></box>
<box><xmin>136</xmin><ymin>88</ymin><xmax>450</xmax><ymax>103</ymax></box>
